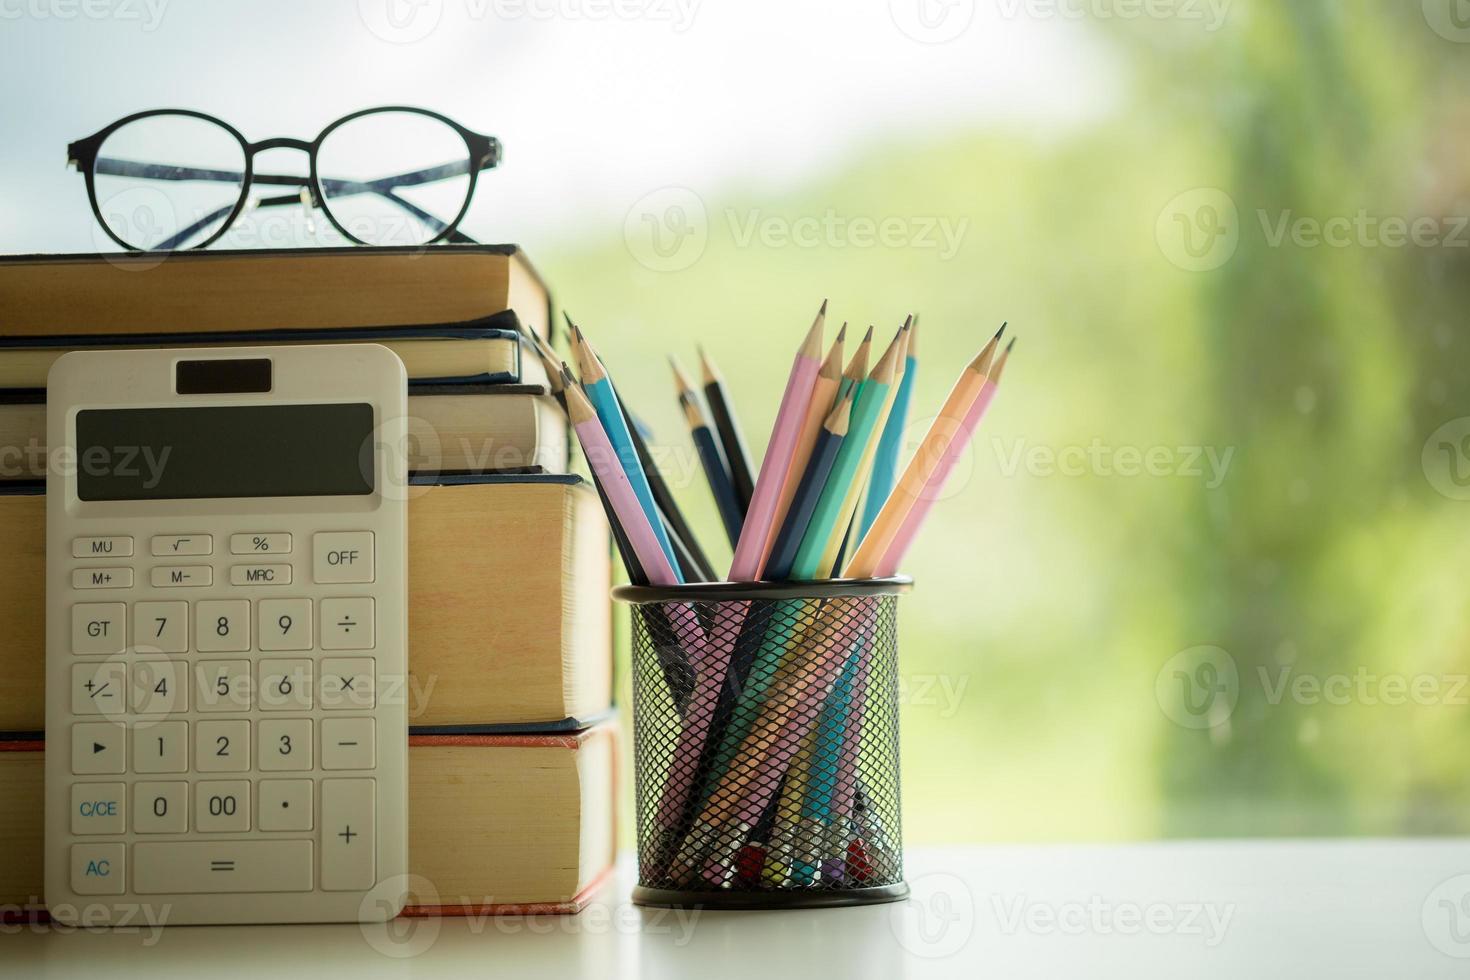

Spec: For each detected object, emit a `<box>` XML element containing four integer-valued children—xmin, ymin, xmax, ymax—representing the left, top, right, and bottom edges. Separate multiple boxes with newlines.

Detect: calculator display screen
<box><xmin>74</xmin><ymin>403</ymin><xmax>376</xmax><ymax>501</ymax></box>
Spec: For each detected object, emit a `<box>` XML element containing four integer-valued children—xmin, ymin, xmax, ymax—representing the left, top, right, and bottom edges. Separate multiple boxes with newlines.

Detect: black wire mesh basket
<box><xmin>615</xmin><ymin>577</ymin><xmax>912</xmax><ymax>909</ymax></box>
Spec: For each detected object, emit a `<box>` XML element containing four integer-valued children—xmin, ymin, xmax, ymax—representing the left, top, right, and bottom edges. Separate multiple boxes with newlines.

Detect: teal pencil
<box><xmin>575</xmin><ymin>328</ymin><xmax>684</xmax><ymax>581</ymax></box>
<box><xmin>789</xmin><ymin>640</ymin><xmax>861</xmax><ymax>884</ymax></box>
<box><xmin>861</xmin><ymin>316</ymin><xmax>917</xmax><ymax>537</ymax></box>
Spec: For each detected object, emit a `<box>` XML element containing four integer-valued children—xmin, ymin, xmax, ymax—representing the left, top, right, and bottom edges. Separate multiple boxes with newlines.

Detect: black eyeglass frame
<box><xmin>67</xmin><ymin>106</ymin><xmax>502</xmax><ymax>251</ymax></box>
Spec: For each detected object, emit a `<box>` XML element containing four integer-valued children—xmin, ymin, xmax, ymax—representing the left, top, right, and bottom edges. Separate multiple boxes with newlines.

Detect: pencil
<box><xmin>861</xmin><ymin>315</ymin><xmax>918</xmax><ymax>537</ymax></box>
<box><xmin>564</xmin><ymin>380</ymin><xmax>680</xmax><ymax>587</ymax></box>
<box><xmin>814</xmin><ymin>322</ymin><xmax>909</xmax><ymax>576</ymax></box>
<box><xmin>866</xmin><ymin>336</ymin><xmax>1014</xmax><ymax>578</ymax></box>
<box><xmin>788</xmin><ymin>332</ymin><xmax>902</xmax><ymax>580</ymax></box>
<box><xmin>532</xmin><ymin>334</ymin><xmax>648</xmax><ymax>586</ymax></box>
<box><xmin>728</xmin><ymin>302</ymin><xmax>827</xmax><ymax>581</ymax></box>
<box><xmin>700</xmin><ymin>346</ymin><xmax>756</xmax><ymax>515</ymax></box>
<box><xmin>838</xmin><ymin>325</ymin><xmax>873</xmax><ymax>403</ymax></box>
<box><xmin>843</xmin><ymin>324</ymin><xmax>1006</xmax><ymax>579</ymax></box>
<box><xmin>674</xmin><ymin>356</ymin><xmax>743</xmax><ymax>547</ymax></box>
<box><xmin>576</xmin><ymin>329</ymin><xmax>685</xmax><ymax>581</ymax></box>
<box><xmin>764</xmin><ymin>391</ymin><xmax>853</xmax><ymax>581</ymax></box>
<box><xmin>760</xmin><ymin>324</ymin><xmax>846</xmax><ymax>571</ymax></box>
<box><xmin>788</xmin><ymin>641</ymin><xmax>861</xmax><ymax>885</ymax></box>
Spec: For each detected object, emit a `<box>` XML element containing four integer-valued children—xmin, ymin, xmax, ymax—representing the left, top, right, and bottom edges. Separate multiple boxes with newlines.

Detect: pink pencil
<box><xmin>874</xmin><ymin>340</ymin><xmax>1012</xmax><ymax>577</ymax></box>
<box><xmin>727</xmin><ymin>303</ymin><xmax>827</xmax><ymax>581</ymax></box>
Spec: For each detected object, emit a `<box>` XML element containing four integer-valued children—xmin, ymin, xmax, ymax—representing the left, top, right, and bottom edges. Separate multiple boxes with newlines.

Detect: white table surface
<box><xmin>4</xmin><ymin>841</ymin><xmax>1470</xmax><ymax>978</ymax></box>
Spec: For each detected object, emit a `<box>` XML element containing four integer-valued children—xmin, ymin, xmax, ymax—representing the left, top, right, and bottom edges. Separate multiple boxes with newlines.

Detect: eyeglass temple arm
<box><xmin>147</xmin><ymin>180</ymin><xmax>476</xmax><ymax>250</ymax></box>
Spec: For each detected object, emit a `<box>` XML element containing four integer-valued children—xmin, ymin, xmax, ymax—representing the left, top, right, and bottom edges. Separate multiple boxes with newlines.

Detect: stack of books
<box><xmin>0</xmin><ymin>246</ymin><xmax>617</xmax><ymax>916</ymax></box>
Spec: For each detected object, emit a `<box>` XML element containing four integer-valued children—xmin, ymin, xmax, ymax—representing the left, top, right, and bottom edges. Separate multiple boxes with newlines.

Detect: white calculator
<box><xmin>44</xmin><ymin>344</ymin><xmax>409</xmax><ymax>925</ymax></box>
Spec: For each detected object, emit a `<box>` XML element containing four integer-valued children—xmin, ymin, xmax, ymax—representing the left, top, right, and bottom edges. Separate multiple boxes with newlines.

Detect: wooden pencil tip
<box><xmin>563</xmin><ymin>311</ymin><xmax>576</xmax><ymax>329</ymax></box>
<box><xmin>995</xmin><ymin>322</ymin><xmax>1007</xmax><ymax>341</ymax></box>
<box><xmin>902</xmin><ymin>314</ymin><xmax>913</xmax><ymax>330</ymax></box>
<box><xmin>800</xmin><ymin>303</ymin><xmax>826</xmax><ymax>357</ymax></box>
<box><xmin>1006</xmin><ymin>336</ymin><xmax>1016</xmax><ymax>352</ymax></box>
<box><xmin>836</xmin><ymin>322</ymin><xmax>848</xmax><ymax>342</ymax></box>
<box><xmin>861</xmin><ymin>325</ymin><xmax>874</xmax><ymax>343</ymax></box>
<box><xmin>906</xmin><ymin>317</ymin><xmax>918</xmax><ymax>358</ymax></box>
<box><xmin>819</xmin><ymin>298</ymin><xmax>828</xmax><ymax>315</ymax></box>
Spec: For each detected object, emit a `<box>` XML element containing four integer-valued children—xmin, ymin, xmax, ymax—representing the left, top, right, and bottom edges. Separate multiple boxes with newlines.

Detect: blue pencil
<box><xmin>861</xmin><ymin>315</ymin><xmax>917</xmax><ymax>537</ymax></box>
<box><xmin>790</xmin><ymin>639</ymin><xmax>861</xmax><ymax>884</ymax></box>
<box><xmin>764</xmin><ymin>391</ymin><xmax>853</xmax><ymax>581</ymax></box>
<box><xmin>575</xmin><ymin>328</ymin><xmax>683</xmax><ymax>580</ymax></box>
<box><xmin>673</xmin><ymin>356</ymin><xmax>743</xmax><ymax>547</ymax></box>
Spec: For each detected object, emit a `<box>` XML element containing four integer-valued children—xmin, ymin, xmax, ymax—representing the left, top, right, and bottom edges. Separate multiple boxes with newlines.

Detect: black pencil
<box><xmin>764</xmin><ymin>390</ymin><xmax>853</xmax><ymax>581</ymax></box>
<box><xmin>673</xmin><ymin>356</ymin><xmax>743</xmax><ymax>548</ymax></box>
<box><xmin>698</xmin><ymin>346</ymin><xmax>755</xmax><ymax>515</ymax></box>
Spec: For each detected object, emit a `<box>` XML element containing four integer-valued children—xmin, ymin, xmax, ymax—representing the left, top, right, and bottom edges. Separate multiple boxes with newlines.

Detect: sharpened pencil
<box><xmin>862</xmin><ymin>315</ymin><xmax>918</xmax><ymax>537</ymax></box>
<box><xmin>844</xmin><ymin>324</ymin><xmax>1006</xmax><ymax>578</ymax></box>
<box><xmin>764</xmin><ymin>390</ymin><xmax>853</xmax><ymax>581</ymax></box>
<box><xmin>675</xmin><ymin>357</ymin><xmax>744</xmax><ymax>547</ymax></box>
<box><xmin>700</xmin><ymin>346</ymin><xmax>756</xmax><ymax>516</ymax></box>
<box><xmin>728</xmin><ymin>301</ymin><xmax>827</xmax><ymax>581</ymax></box>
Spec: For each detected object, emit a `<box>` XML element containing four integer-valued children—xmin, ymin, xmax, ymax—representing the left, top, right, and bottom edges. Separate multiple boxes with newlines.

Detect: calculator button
<box><xmin>71</xmin><ymin>662</ymin><xmax>126</xmax><ymax>716</ymax></box>
<box><xmin>72</xmin><ymin>603</ymin><xmax>126</xmax><ymax>656</ymax></box>
<box><xmin>321</xmin><ymin>778</ymin><xmax>375</xmax><ymax>891</ymax></box>
<box><xmin>71</xmin><ymin>722</ymin><xmax>126</xmax><ymax>775</ymax></box>
<box><xmin>131</xmin><ymin>660</ymin><xmax>189</xmax><ymax>714</ymax></box>
<box><xmin>232</xmin><ymin>532</ymin><xmax>291</xmax><ymax>555</ymax></box>
<box><xmin>73</xmin><ymin>536</ymin><xmax>133</xmax><ymax>559</ymax></box>
<box><xmin>321</xmin><ymin>718</ymin><xmax>375</xmax><ymax>770</ymax></box>
<box><xmin>132</xmin><ymin>600</ymin><xmax>189</xmax><ymax>654</ymax></box>
<box><xmin>151</xmin><ymin>534</ymin><xmax>211</xmax><ymax>557</ymax></box>
<box><xmin>258</xmin><ymin>780</ymin><xmax>314</xmax><ymax>831</ymax></box>
<box><xmin>258</xmin><ymin>719</ymin><xmax>313</xmax><ymax>772</ymax></box>
<box><xmin>70</xmin><ymin>843</ymin><xmax>125</xmax><ymax>895</ymax></box>
<box><xmin>320</xmin><ymin>597</ymin><xmax>374</xmax><ymax>650</ymax></box>
<box><xmin>258</xmin><ymin>659</ymin><xmax>313</xmax><ymax>711</ymax></box>
<box><xmin>134</xmin><ymin>840</ymin><xmax>311</xmax><ymax>894</ymax></box>
<box><xmin>313</xmin><ymin>531</ymin><xmax>374</xmax><ymax>584</ymax></box>
<box><xmin>195</xmin><ymin>599</ymin><xmax>250</xmax><ymax>652</ymax></box>
<box><xmin>258</xmin><ymin>598</ymin><xmax>312</xmax><ymax>652</ymax></box>
<box><xmin>195</xmin><ymin>720</ymin><xmax>250</xmax><ymax>774</ymax></box>
<box><xmin>71</xmin><ymin>782</ymin><xmax>125</xmax><ymax>835</ymax></box>
<box><xmin>230</xmin><ymin>563</ymin><xmax>292</xmax><ymax>586</ymax></box>
<box><xmin>152</xmin><ymin>565</ymin><xmax>212</xmax><ymax>588</ymax></box>
<box><xmin>321</xmin><ymin>658</ymin><xmax>377</xmax><ymax>710</ymax></box>
<box><xmin>132</xmin><ymin>721</ymin><xmax>188</xmax><ymax>774</ymax></box>
<box><xmin>194</xmin><ymin>780</ymin><xmax>251</xmax><ymax>833</ymax></box>
<box><xmin>133</xmin><ymin>781</ymin><xmax>188</xmax><ymax>834</ymax></box>
<box><xmin>72</xmin><ymin>567</ymin><xmax>133</xmax><ymax>590</ymax></box>
<box><xmin>195</xmin><ymin>660</ymin><xmax>252</xmax><ymax>712</ymax></box>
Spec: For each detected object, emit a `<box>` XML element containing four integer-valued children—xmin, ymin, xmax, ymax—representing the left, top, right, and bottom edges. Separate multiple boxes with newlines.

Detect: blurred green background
<box><xmin>539</xmin><ymin>4</ymin><xmax>1470</xmax><ymax>841</ymax></box>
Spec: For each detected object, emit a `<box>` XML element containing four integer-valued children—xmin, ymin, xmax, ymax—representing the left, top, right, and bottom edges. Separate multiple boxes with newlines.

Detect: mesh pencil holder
<box><xmin>615</xmin><ymin>577</ymin><xmax>912</xmax><ymax>910</ymax></box>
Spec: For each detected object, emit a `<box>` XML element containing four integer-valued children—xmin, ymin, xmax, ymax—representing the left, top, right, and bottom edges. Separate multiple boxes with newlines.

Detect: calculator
<box><xmin>44</xmin><ymin>344</ymin><xmax>409</xmax><ymax>925</ymax></box>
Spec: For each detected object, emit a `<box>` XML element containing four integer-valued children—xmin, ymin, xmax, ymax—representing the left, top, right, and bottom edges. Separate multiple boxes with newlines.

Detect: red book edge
<box><xmin>0</xmin><ymin>728</ymin><xmax>619</xmax><ymax>920</ymax></box>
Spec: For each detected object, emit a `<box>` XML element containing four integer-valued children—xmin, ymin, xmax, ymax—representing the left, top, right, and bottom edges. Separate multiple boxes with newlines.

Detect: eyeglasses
<box><xmin>67</xmin><ymin>107</ymin><xmax>502</xmax><ymax>251</ymax></box>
